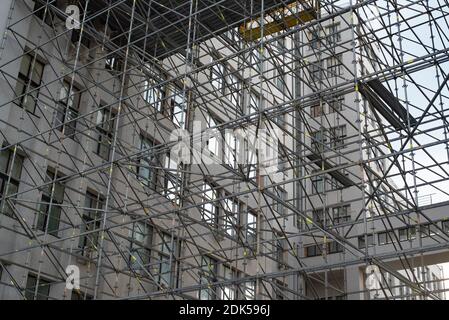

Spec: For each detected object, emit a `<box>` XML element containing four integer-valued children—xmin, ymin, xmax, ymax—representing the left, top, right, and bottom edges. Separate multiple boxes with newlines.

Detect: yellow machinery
<box><xmin>239</xmin><ymin>1</ymin><xmax>320</xmax><ymax>42</ymax></box>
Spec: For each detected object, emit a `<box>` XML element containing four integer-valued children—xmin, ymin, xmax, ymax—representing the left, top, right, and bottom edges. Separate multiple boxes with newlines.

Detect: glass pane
<box><xmin>96</xmin><ymin>109</ymin><xmax>104</xmax><ymax>126</ymax></box>
<box><xmin>55</xmin><ymin>104</ymin><xmax>65</xmax><ymax>127</ymax></box>
<box><xmin>31</xmin><ymin>60</ymin><xmax>44</xmax><ymax>84</ymax></box>
<box><xmin>0</xmin><ymin>150</ymin><xmax>10</xmax><ymax>173</ymax></box>
<box><xmin>131</xmin><ymin>247</ymin><xmax>150</xmax><ymax>270</ymax></box>
<box><xmin>11</xmin><ymin>155</ymin><xmax>23</xmax><ymax>180</ymax></box>
<box><xmin>24</xmin><ymin>91</ymin><xmax>38</xmax><ymax>113</ymax></box>
<box><xmin>14</xmin><ymin>80</ymin><xmax>26</xmax><ymax>102</ymax></box>
<box><xmin>159</xmin><ymin>257</ymin><xmax>171</xmax><ymax>285</ymax></box>
<box><xmin>59</xmin><ymin>83</ymin><xmax>69</xmax><ymax>103</ymax></box>
<box><xmin>139</xmin><ymin>163</ymin><xmax>151</xmax><ymax>181</ymax></box>
<box><xmin>98</xmin><ymin>136</ymin><xmax>111</xmax><ymax>160</ymax></box>
<box><xmin>160</xmin><ymin>234</ymin><xmax>173</xmax><ymax>254</ymax></box>
<box><xmin>2</xmin><ymin>182</ymin><xmax>18</xmax><ymax>215</ymax></box>
<box><xmin>20</xmin><ymin>55</ymin><xmax>31</xmax><ymax>77</ymax></box>
<box><xmin>25</xmin><ymin>275</ymin><xmax>49</xmax><ymax>300</ymax></box>
<box><xmin>71</xmin><ymin>89</ymin><xmax>81</xmax><ymax>110</ymax></box>
<box><xmin>133</xmin><ymin>222</ymin><xmax>147</xmax><ymax>243</ymax></box>
<box><xmin>47</xmin><ymin>205</ymin><xmax>61</xmax><ymax>236</ymax></box>
<box><xmin>37</xmin><ymin>202</ymin><xmax>48</xmax><ymax>231</ymax></box>
<box><xmin>53</xmin><ymin>182</ymin><xmax>64</xmax><ymax>203</ymax></box>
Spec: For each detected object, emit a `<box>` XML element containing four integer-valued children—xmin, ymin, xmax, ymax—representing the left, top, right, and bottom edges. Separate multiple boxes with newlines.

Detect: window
<box><xmin>429</xmin><ymin>223</ymin><xmax>439</xmax><ymax>236</ymax></box>
<box><xmin>247</xmin><ymin>93</ymin><xmax>260</xmax><ymax>116</ymax></box>
<box><xmin>409</xmin><ymin>226</ymin><xmax>417</xmax><ymax>240</ymax></box>
<box><xmin>56</xmin><ymin>81</ymin><xmax>81</xmax><ymax>136</ymax></box>
<box><xmin>71</xmin><ymin>29</ymin><xmax>91</xmax><ymax>48</ymax></box>
<box><xmin>143</xmin><ymin>79</ymin><xmax>164</xmax><ymax>112</ymax></box>
<box><xmin>206</xmin><ymin>114</ymin><xmax>221</xmax><ymax>157</ymax></box>
<box><xmin>164</xmin><ymin>153</ymin><xmax>180</xmax><ymax>204</ymax></box>
<box><xmin>226</xmin><ymin>73</ymin><xmax>241</xmax><ymax>107</ymax></box>
<box><xmin>420</xmin><ymin>223</ymin><xmax>438</xmax><ymax>238</ymax></box>
<box><xmin>309</xmin><ymin>61</ymin><xmax>323</xmax><ymax>83</ymax></box>
<box><xmin>277</xmin><ymin>147</ymin><xmax>287</xmax><ymax>172</ymax></box>
<box><xmin>328</xmin><ymin>173</ymin><xmax>349</xmax><ymax>191</ymax></box>
<box><xmin>105</xmin><ymin>54</ymin><xmax>122</xmax><ymax>72</ymax></box>
<box><xmin>33</xmin><ymin>1</ymin><xmax>54</xmax><ymax>26</ymax></box>
<box><xmin>328</xmin><ymin>241</ymin><xmax>343</xmax><ymax>254</ymax></box>
<box><xmin>311</xmin><ymin>172</ymin><xmax>324</xmax><ymax>194</ymax></box>
<box><xmin>275</xmin><ymin>187</ymin><xmax>287</xmax><ymax>216</ymax></box>
<box><xmin>138</xmin><ymin>136</ymin><xmax>158</xmax><ymax>187</ymax></box>
<box><xmin>312</xmin><ymin>208</ymin><xmax>325</xmax><ymax>225</ymax></box>
<box><xmin>274</xmin><ymin>109</ymin><xmax>285</xmax><ymax>128</ymax></box>
<box><xmin>308</xmin><ymin>29</ymin><xmax>320</xmax><ymax>50</ymax></box>
<box><xmin>249</xmin><ymin>49</ymin><xmax>263</xmax><ymax>72</ymax></box>
<box><xmin>305</xmin><ymin>244</ymin><xmax>322</xmax><ymax>257</ymax></box>
<box><xmin>199</xmin><ymin>256</ymin><xmax>218</xmax><ymax>300</ymax></box>
<box><xmin>211</xmin><ymin>61</ymin><xmax>225</xmax><ymax>92</ymax></box>
<box><xmin>327</xmin><ymin>55</ymin><xmax>343</xmax><ymax>77</ymax></box>
<box><xmin>330</xmin><ymin>125</ymin><xmax>346</xmax><ymax>149</ymax></box>
<box><xmin>378</xmin><ymin>231</ymin><xmax>395</xmax><ymax>245</ymax></box>
<box><xmin>223</xmin><ymin>197</ymin><xmax>239</xmax><ymax>237</ymax></box>
<box><xmin>443</xmin><ymin>220</ymin><xmax>449</xmax><ymax>233</ymax></box>
<box><xmin>246</xmin><ymin>210</ymin><xmax>257</xmax><ymax>246</ymax></box>
<box><xmin>277</xmin><ymin>71</ymin><xmax>286</xmax><ymax>93</ymax></box>
<box><xmin>311</xmin><ymin>130</ymin><xmax>327</xmax><ymax>153</ymax></box>
<box><xmin>37</xmin><ymin>170</ymin><xmax>64</xmax><ymax>237</ymax></box>
<box><xmin>243</xmin><ymin>281</ymin><xmax>255</xmax><ymax>300</ymax></box>
<box><xmin>398</xmin><ymin>227</ymin><xmax>415</xmax><ymax>242</ymax></box>
<box><xmin>25</xmin><ymin>274</ymin><xmax>51</xmax><ymax>300</ymax></box>
<box><xmin>274</xmin><ymin>65</ymin><xmax>285</xmax><ymax>92</ymax></box>
<box><xmin>244</xmin><ymin>137</ymin><xmax>257</xmax><ymax>179</ymax></box>
<box><xmin>274</xmin><ymin>280</ymin><xmax>286</xmax><ymax>300</ymax></box>
<box><xmin>96</xmin><ymin>105</ymin><xmax>115</xmax><ymax>161</ymax></box>
<box><xmin>0</xmin><ymin>148</ymin><xmax>24</xmax><ymax>216</ymax></box>
<box><xmin>306</xmin><ymin>30</ymin><xmax>321</xmax><ymax>50</ymax></box>
<box><xmin>328</xmin><ymin>96</ymin><xmax>344</xmax><ymax>113</ymax></box>
<box><xmin>129</xmin><ymin>220</ymin><xmax>152</xmax><ymax>273</ymax></box>
<box><xmin>358</xmin><ymin>235</ymin><xmax>374</xmax><ymax>249</ymax></box>
<box><xmin>170</xmin><ymin>88</ymin><xmax>186</xmax><ymax>129</ymax></box>
<box><xmin>224</xmin><ymin>131</ymin><xmax>237</xmax><ymax>168</ymax></box>
<box><xmin>15</xmin><ymin>53</ymin><xmax>44</xmax><ymax>113</ymax></box>
<box><xmin>420</xmin><ymin>224</ymin><xmax>430</xmax><ymax>238</ymax></box>
<box><xmin>275</xmin><ymin>37</ymin><xmax>285</xmax><ymax>54</ymax></box>
<box><xmin>79</xmin><ymin>191</ymin><xmax>104</xmax><ymax>258</ymax></box>
<box><xmin>332</xmin><ymin>205</ymin><xmax>350</xmax><ymax>224</ymax></box>
<box><xmin>310</xmin><ymin>104</ymin><xmax>323</xmax><ymax>118</ymax></box>
<box><xmin>157</xmin><ymin>233</ymin><xmax>178</xmax><ymax>287</ymax></box>
<box><xmin>378</xmin><ymin>232</ymin><xmax>387</xmax><ymax>245</ymax></box>
<box><xmin>275</xmin><ymin>235</ymin><xmax>286</xmax><ymax>268</ymax></box>
<box><xmin>325</xmin><ymin>24</ymin><xmax>341</xmax><ymax>45</ymax></box>
<box><xmin>221</xmin><ymin>266</ymin><xmax>236</xmax><ymax>300</ymax></box>
<box><xmin>71</xmin><ymin>290</ymin><xmax>93</xmax><ymax>300</ymax></box>
<box><xmin>201</xmin><ymin>182</ymin><xmax>219</xmax><ymax>226</ymax></box>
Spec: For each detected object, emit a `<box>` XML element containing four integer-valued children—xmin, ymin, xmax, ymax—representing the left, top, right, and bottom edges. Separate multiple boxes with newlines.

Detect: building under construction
<box><xmin>0</xmin><ymin>0</ymin><xmax>448</xmax><ymax>300</ymax></box>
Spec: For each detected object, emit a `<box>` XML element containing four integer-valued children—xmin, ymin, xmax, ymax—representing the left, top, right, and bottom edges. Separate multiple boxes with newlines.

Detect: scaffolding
<box><xmin>0</xmin><ymin>0</ymin><xmax>448</xmax><ymax>300</ymax></box>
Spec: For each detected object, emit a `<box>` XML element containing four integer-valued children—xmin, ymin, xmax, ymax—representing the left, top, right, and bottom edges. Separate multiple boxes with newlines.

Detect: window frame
<box><xmin>79</xmin><ymin>191</ymin><xmax>104</xmax><ymax>258</ymax></box>
<box><xmin>201</xmin><ymin>181</ymin><xmax>219</xmax><ymax>227</ymax></box>
<box><xmin>129</xmin><ymin>220</ymin><xmax>153</xmax><ymax>273</ymax></box>
<box><xmin>25</xmin><ymin>274</ymin><xmax>51</xmax><ymax>300</ymax></box>
<box><xmin>36</xmin><ymin>169</ymin><xmax>64</xmax><ymax>237</ymax></box>
<box><xmin>15</xmin><ymin>52</ymin><xmax>45</xmax><ymax>114</ymax></box>
<box><xmin>137</xmin><ymin>135</ymin><xmax>158</xmax><ymax>188</ymax></box>
<box><xmin>199</xmin><ymin>255</ymin><xmax>218</xmax><ymax>300</ymax></box>
<box><xmin>56</xmin><ymin>80</ymin><xmax>81</xmax><ymax>137</ymax></box>
<box><xmin>0</xmin><ymin>148</ymin><xmax>24</xmax><ymax>217</ymax></box>
<box><xmin>142</xmin><ymin>79</ymin><xmax>165</xmax><ymax>112</ymax></box>
<box><xmin>95</xmin><ymin>104</ymin><xmax>116</xmax><ymax>161</ymax></box>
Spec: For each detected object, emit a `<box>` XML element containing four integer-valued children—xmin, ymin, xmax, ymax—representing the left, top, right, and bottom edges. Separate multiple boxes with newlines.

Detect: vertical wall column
<box><xmin>345</xmin><ymin>266</ymin><xmax>365</xmax><ymax>300</ymax></box>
